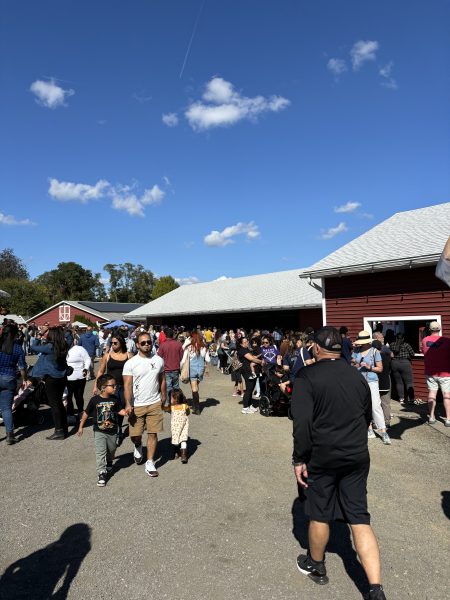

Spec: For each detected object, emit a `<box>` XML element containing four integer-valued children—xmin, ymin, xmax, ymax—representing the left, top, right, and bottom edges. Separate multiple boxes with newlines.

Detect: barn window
<box><xmin>363</xmin><ymin>315</ymin><xmax>442</xmax><ymax>355</ymax></box>
<box><xmin>59</xmin><ymin>305</ymin><xmax>70</xmax><ymax>322</ymax></box>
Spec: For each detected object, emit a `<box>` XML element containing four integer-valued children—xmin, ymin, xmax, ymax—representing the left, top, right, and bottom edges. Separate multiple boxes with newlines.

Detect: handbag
<box><xmin>230</xmin><ymin>353</ymin><xmax>243</xmax><ymax>372</ymax></box>
<box><xmin>180</xmin><ymin>356</ymin><xmax>190</xmax><ymax>384</ymax></box>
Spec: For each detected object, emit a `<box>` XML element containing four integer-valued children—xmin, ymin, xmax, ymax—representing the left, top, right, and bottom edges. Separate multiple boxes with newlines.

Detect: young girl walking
<box><xmin>171</xmin><ymin>388</ymin><xmax>190</xmax><ymax>464</ymax></box>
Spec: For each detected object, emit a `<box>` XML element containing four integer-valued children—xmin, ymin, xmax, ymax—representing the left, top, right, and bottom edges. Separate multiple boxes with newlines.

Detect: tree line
<box><xmin>0</xmin><ymin>248</ymin><xmax>179</xmax><ymax>317</ymax></box>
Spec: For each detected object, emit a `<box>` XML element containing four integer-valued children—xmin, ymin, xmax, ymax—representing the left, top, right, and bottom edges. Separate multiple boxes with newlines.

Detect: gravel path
<box><xmin>1</xmin><ymin>365</ymin><xmax>449</xmax><ymax>600</ymax></box>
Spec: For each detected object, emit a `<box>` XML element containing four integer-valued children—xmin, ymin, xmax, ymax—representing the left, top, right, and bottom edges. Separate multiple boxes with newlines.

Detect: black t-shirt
<box><xmin>84</xmin><ymin>394</ymin><xmax>121</xmax><ymax>435</ymax></box>
<box><xmin>237</xmin><ymin>347</ymin><xmax>253</xmax><ymax>377</ymax></box>
<box><xmin>291</xmin><ymin>358</ymin><xmax>372</xmax><ymax>470</ymax></box>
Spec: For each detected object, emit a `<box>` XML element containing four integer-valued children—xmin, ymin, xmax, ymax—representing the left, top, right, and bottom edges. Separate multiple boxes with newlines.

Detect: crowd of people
<box><xmin>1</xmin><ymin>316</ymin><xmax>449</xmax><ymax>600</ymax></box>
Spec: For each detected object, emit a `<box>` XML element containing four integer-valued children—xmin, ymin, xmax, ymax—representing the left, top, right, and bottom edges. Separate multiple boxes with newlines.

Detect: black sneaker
<box><xmin>296</xmin><ymin>553</ymin><xmax>329</xmax><ymax>585</ymax></box>
<box><xmin>368</xmin><ymin>585</ymin><xmax>386</xmax><ymax>600</ymax></box>
<box><xmin>97</xmin><ymin>472</ymin><xmax>107</xmax><ymax>487</ymax></box>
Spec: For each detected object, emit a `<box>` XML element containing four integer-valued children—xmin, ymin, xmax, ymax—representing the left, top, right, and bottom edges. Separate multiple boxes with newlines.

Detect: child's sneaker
<box><xmin>144</xmin><ymin>459</ymin><xmax>158</xmax><ymax>477</ymax></box>
<box><xmin>133</xmin><ymin>444</ymin><xmax>144</xmax><ymax>465</ymax></box>
<box><xmin>296</xmin><ymin>553</ymin><xmax>328</xmax><ymax>585</ymax></box>
<box><xmin>97</xmin><ymin>472</ymin><xmax>107</xmax><ymax>487</ymax></box>
<box><xmin>382</xmin><ymin>432</ymin><xmax>391</xmax><ymax>445</ymax></box>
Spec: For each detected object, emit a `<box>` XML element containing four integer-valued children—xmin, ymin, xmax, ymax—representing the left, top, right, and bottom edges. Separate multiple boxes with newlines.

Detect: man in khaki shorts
<box><xmin>123</xmin><ymin>331</ymin><xmax>166</xmax><ymax>477</ymax></box>
<box><xmin>421</xmin><ymin>321</ymin><xmax>450</xmax><ymax>426</ymax></box>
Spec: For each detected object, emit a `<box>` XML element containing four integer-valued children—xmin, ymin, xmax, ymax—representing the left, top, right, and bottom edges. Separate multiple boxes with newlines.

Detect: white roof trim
<box><xmin>27</xmin><ymin>300</ymin><xmax>106</xmax><ymax>322</ymax></box>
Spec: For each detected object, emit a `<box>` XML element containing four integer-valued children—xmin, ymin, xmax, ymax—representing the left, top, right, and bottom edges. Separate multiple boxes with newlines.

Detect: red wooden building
<box><xmin>27</xmin><ymin>301</ymin><xmax>143</xmax><ymax>328</ymax></box>
<box><xmin>301</xmin><ymin>202</ymin><xmax>450</xmax><ymax>399</ymax></box>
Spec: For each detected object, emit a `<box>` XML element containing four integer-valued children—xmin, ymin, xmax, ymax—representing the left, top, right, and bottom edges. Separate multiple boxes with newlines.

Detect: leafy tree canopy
<box><xmin>0</xmin><ymin>248</ymin><xmax>29</xmax><ymax>280</ymax></box>
<box><xmin>104</xmin><ymin>262</ymin><xmax>155</xmax><ymax>303</ymax></box>
<box><xmin>0</xmin><ymin>279</ymin><xmax>50</xmax><ymax>317</ymax></box>
<box><xmin>36</xmin><ymin>262</ymin><xmax>106</xmax><ymax>303</ymax></box>
<box><xmin>151</xmin><ymin>275</ymin><xmax>179</xmax><ymax>300</ymax></box>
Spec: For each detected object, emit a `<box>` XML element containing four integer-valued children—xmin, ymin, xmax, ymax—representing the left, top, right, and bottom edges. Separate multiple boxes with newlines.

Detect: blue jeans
<box><xmin>165</xmin><ymin>371</ymin><xmax>180</xmax><ymax>402</ymax></box>
<box><xmin>0</xmin><ymin>374</ymin><xmax>17</xmax><ymax>433</ymax></box>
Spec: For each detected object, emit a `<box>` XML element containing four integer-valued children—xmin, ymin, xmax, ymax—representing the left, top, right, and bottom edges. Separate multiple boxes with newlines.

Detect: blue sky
<box><xmin>1</xmin><ymin>0</ymin><xmax>449</xmax><ymax>286</ymax></box>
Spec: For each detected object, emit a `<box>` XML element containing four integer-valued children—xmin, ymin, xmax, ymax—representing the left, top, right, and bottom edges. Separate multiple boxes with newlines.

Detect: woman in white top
<box><xmin>66</xmin><ymin>345</ymin><xmax>91</xmax><ymax>416</ymax></box>
<box><xmin>181</xmin><ymin>332</ymin><xmax>210</xmax><ymax>415</ymax></box>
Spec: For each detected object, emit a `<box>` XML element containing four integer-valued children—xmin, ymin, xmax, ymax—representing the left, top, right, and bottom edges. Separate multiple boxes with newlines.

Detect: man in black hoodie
<box><xmin>291</xmin><ymin>326</ymin><xmax>387</xmax><ymax>600</ymax></box>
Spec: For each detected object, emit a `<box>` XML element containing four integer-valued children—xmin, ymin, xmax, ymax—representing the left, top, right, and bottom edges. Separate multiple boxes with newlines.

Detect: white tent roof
<box><xmin>125</xmin><ymin>269</ymin><xmax>321</xmax><ymax>319</ymax></box>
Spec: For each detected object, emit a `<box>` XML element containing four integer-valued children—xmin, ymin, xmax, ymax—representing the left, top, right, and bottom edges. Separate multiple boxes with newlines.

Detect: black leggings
<box><xmin>66</xmin><ymin>379</ymin><xmax>87</xmax><ymax>414</ymax></box>
<box><xmin>242</xmin><ymin>375</ymin><xmax>257</xmax><ymax>408</ymax></box>
<box><xmin>219</xmin><ymin>353</ymin><xmax>228</xmax><ymax>371</ymax></box>
<box><xmin>45</xmin><ymin>376</ymin><xmax>68</xmax><ymax>433</ymax></box>
<box><xmin>391</xmin><ymin>359</ymin><xmax>415</xmax><ymax>401</ymax></box>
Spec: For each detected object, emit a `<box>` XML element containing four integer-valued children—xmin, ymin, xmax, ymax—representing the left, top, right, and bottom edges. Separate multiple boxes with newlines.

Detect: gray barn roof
<box><xmin>300</xmin><ymin>201</ymin><xmax>450</xmax><ymax>278</ymax></box>
<box><xmin>125</xmin><ymin>269</ymin><xmax>321</xmax><ymax>319</ymax></box>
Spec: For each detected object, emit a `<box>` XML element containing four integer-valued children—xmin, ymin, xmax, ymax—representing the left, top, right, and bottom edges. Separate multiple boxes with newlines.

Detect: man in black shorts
<box><xmin>291</xmin><ymin>326</ymin><xmax>387</xmax><ymax>600</ymax></box>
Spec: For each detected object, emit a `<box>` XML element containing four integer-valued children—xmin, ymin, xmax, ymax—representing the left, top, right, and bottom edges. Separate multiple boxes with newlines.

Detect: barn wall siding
<box><xmin>29</xmin><ymin>305</ymin><xmax>108</xmax><ymax>327</ymax></box>
<box><xmin>324</xmin><ymin>266</ymin><xmax>449</xmax><ymax>399</ymax></box>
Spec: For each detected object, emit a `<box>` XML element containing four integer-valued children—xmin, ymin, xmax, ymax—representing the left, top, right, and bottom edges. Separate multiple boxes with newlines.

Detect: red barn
<box><xmin>27</xmin><ymin>301</ymin><xmax>143</xmax><ymax>328</ymax></box>
<box><xmin>300</xmin><ymin>202</ymin><xmax>450</xmax><ymax>399</ymax></box>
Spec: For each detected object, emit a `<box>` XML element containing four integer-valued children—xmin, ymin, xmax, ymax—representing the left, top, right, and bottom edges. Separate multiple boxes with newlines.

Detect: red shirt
<box><xmin>421</xmin><ymin>335</ymin><xmax>450</xmax><ymax>377</ymax></box>
<box><xmin>157</xmin><ymin>338</ymin><xmax>183</xmax><ymax>372</ymax></box>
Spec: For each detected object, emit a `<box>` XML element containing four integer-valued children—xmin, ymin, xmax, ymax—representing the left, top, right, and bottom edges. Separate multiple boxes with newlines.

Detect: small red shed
<box><xmin>27</xmin><ymin>301</ymin><xmax>144</xmax><ymax>328</ymax></box>
<box><xmin>300</xmin><ymin>202</ymin><xmax>450</xmax><ymax>399</ymax></box>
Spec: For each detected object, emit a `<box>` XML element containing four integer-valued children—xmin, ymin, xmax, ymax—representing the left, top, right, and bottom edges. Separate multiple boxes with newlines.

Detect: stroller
<box><xmin>12</xmin><ymin>377</ymin><xmax>46</xmax><ymax>426</ymax></box>
<box><xmin>224</xmin><ymin>349</ymin><xmax>237</xmax><ymax>375</ymax></box>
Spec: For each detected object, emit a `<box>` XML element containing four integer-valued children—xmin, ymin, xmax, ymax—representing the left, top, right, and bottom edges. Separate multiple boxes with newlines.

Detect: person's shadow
<box><xmin>155</xmin><ymin>437</ymin><xmax>202</xmax><ymax>469</ymax></box>
<box><xmin>292</xmin><ymin>496</ymin><xmax>369</xmax><ymax>598</ymax></box>
<box><xmin>0</xmin><ymin>523</ymin><xmax>91</xmax><ymax>599</ymax></box>
<box><xmin>441</xmin><ymin>491</ymin><xmax>450</xmax><ymax>520</ymax></box>
<box><xmin>200</xmin><ymin>397</ymin><xmax>220</xmax><ymax>412</ymax></box>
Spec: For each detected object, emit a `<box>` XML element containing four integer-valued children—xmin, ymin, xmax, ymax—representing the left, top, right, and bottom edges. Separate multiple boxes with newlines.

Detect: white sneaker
<box><xmin>367</xmin><ymin>429</ymin><xmax>376</xmax><ymax>439</ymax></box>
<box><xmin>248</xmin><ymin>405</ymin><xmax>259</xmax><ymax>413</ymax></box>
<box><xmin>144</xmin><ymin>460</ymin><xmax>158</xmax><ymax>477</ymax></box>
<box><xmin>133</xmin><ymin>445</ymin><xmax>144</xmax><ymax>465</ymax></box>
<box><xmin>241</xmin><ymin>407</ymin><xmax>251</xmax><ymax>414</ymax></box>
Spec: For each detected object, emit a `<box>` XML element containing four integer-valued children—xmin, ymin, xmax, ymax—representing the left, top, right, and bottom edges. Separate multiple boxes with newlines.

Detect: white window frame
<box><xmin>363</xmin><ymin>315</ymin><xmax>442</xmax><ymax>356</ymax></box>
<box><xmin>59</xmin><ymin>304</ymin><xmax>71</xmax><ymax>322</ymax></box>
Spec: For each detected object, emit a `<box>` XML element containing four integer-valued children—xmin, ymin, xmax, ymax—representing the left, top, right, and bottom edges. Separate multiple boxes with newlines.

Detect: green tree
<box><xmin>36</xmin><ymin>262</ymin><xmax>106</xmax><ymax>303</ymax></box>
<box><xmin>104</xmin><ymin>263</ymin><xmax>155</xmax><ymax>302</ymax></box>
<box><xmin>0</xmin><ymin>248</ymin><xmax>29</xmax><ymax>280</ymax></box>
<box><xmin>151</xmin><ymin>275</ymin><xmax>179</xmax><ymax>300</ymax></box>
<box><xmin>0</xmin><ymin>279</ymin><xmax>50</xmax><ymax>317</ymax></box>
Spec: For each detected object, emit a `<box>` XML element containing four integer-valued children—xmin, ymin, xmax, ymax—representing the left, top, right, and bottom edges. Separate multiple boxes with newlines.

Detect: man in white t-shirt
<box><xmin>123</xmin><ymin>332</ymin><xmax>166</xmax><ymax>477</ymax></box>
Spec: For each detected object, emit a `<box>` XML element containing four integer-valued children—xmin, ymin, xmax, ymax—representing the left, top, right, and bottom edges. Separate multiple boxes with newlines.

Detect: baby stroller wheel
<box><xmin>259</xmin><ymin>395</ymin><xmax>271</xmax><ymax>417</ymax></box>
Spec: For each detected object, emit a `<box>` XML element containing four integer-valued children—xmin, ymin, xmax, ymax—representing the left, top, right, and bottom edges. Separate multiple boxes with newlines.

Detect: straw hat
<box><xmin>355</xmin><ymin>330</ymin><xmax>372</xmax><ymax>344</ymax></box>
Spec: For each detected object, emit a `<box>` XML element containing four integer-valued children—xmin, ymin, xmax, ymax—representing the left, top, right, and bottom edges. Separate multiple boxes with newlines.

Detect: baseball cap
<box><xmin>429</xmin><ymin>321</ymin><xmax>441</xmax><ymax>331</ymax></box>
<box><xmin>314</xmin><ymin>326</ymin><xmax>342</xmax><ymax>353</ymax></box>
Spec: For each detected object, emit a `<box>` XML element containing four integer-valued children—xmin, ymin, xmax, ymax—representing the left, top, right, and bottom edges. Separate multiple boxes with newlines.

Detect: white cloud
<box><xmin>162</xmin><ymin>113</ymin><xmax>179</xmax><ymax>127</ymax></box>
<box><xmin>327</xmin><ymin>58</ymin><xmax>347</xmax><ymax>76</ymax></box>
<box><xmin>132</xmin><ymin>92</ymin><xmax>152</xmax><ymax>103</ymax></box>
<box><xmin>48</xmin><ymin>178</ymin><xmax>109</xmax><ymax>203</ymax></box>
<box><xmin>350</xmin><ymin>40</ymin><xmax>379</xmax><ymax>70</ymax></box>
<box><xmin>30</xmin><ymin>78</ymin><xmax>74</xmax><ymax>109</ymax></box>
<box><xmin>175</xmin><ymin>276</ymin><xmax>200</xmax><ymax>285</ymax></box>
<box><xmin>215</xmin><ymin>275</ymin><xmax>231</xmax><ymax>281</ymax></box>
<box><xmin>185</xmin><ymin>77</ymin><xmax>290</xmax><ymax>131</ymax></box>
<box><xmin>111</xmin><ymin>184</ymin><xmax>164</xmax><ymax>217</ymax></box>
<box><xmin>379</xmin><ymin>62</ymin><xmax>398</xmax><ymax>90</ymax></box>
<box><xmin>49</xmin><ymin>178</ymin><xmax>164</xmax><ymax>217</ymax></box>
<box><xmin>0</xmin><ymin>212</ymin><xmax>35</xmax><ymax>226</ymax></box>
<box><xmin>163</xmin><ymin>176</ymin><xmax>171</xmax><ymax>186</ymax></box>
<box><xmin>319</xmin><ymin>222</ymin><xmax>348</xmax><ymax>240</ymax></box>
<box><xmin>334</xmin><ymin>201</ymin><xmax>361</xmax><ymax>214</ymax></box>
<box><xmin>204</xmin><ymin>221</ymin><xmax>260</xmax><ymax>247</ymax></box>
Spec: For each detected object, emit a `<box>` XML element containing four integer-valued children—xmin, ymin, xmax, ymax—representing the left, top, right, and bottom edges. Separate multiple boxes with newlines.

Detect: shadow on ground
<box><xmin>441</xmin><ymin>491</ymin><xmax>450</xmax><ymax>520</ymax></box>
<box><xmin>292</xmin><ymin>497</ymin><xmax>369</xmax><ymax>598</ymax></box>
<box><xmin>0</xmin><ymin>523</ymin><xmax>91</xmax><ymax>599</ymax></box>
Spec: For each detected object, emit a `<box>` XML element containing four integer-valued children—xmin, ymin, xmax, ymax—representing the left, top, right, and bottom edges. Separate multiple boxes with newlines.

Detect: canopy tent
<box><xmin>0</xmin><ymin>289</ymin><xmax>11</xmax><ymax>298</ymax></box>
<box><xmin>103</xmin><ymin>319</ymin><xmax>134</xmax><ymax>329</ymax></box>
<box><xmin>0</xmin><ymin>314</ymin><xmax>27</xmax><ymax>325</ymax></box>
<box><xmin>71</xmin><ymin>321</ymin><xmax>89</xmax><ymax>329</ymax></box>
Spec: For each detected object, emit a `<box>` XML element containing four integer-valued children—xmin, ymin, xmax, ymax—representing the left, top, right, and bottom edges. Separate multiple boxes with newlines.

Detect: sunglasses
<box><xmin>140</xmin><ymin>340</ymin><xmax>152</xmax><ymax>346</ymax></box>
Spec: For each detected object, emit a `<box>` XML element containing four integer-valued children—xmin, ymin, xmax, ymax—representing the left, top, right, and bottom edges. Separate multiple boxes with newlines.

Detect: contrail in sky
<box><xmin>179</xmin><ymin>0</ymin><xmax>206</xmax><ymax>79</ymax></box>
